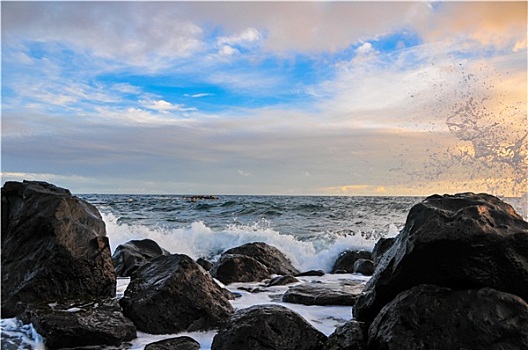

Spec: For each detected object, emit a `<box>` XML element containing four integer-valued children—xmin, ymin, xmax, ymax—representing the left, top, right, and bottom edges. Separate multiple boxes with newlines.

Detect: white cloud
<box><xmin>218</xmin><ymin>27</ymin><xmax>262</xmax><ymax>46</ymax></box>
<box><xmin>140</xmin><ymin>99</ymin><xmax>197</xmax><ymax>113</ymax></box>
<box><xmin>219</xmin><ymin>45</ymin><xmax>239</xmax><ymax>56</ymax></box>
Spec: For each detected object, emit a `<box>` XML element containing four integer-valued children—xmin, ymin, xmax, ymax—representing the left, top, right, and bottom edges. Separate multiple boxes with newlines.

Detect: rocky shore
<box><xmin>2</xmin><ymin>180</ymin><xmax>527</xmax><ymax>349</ymax></box>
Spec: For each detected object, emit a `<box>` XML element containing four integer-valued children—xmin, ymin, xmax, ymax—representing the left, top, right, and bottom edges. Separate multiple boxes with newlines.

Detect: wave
<box><xmin>102</xmin><ymin>213</ymin><xmax>393</xmax><ymax>273</ymax></box>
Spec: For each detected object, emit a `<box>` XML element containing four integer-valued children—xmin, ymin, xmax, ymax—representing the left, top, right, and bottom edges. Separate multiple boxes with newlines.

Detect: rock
<box><xmin>1</xmin><ymin>181</ymin><xmax>116</xmax><ymax>317</ymax></box>
<box><xmin>120</xmin><ymin>253</ymin><xmax>233</xmax><ymax>334</ymax></box>
<box><xmin>296</xmin><ymin>270</ymin><xmax>325</xmax><ymax>277</ymax></box>
<box><xmin>220</xmin><ymin>242</ymin><xmax>299</xmax><ymax>276</ymax></box>
<box><xmin>354</xmin><ymin>192</ymin><xmax>528</xmax><ymax>323</ymax></box>
<box><xmin>371</xmin><ymin>237</ymin><xmax>395</xmax><ymax>266</ymax></box>
<box><xmin>211</xmin><ymin>304</ymin><xmax>327</xmax><ymax>350</ymax></box>
<box><xmin>112</xmin><ymin>238</ymin><xmax>170</xmax><ymax>277</ymax></box>
<box><xmin>267</xmin><ymin>275</ymin><xmax>299</xmax><ymax>287</ymax></box>
<box><xmin>211</xmin><ymin>253</ymin><xmax>271</xmax><ymax>284</ymax></box>
<box><xmin>352</xmin><ymin>259</ymin><xmax>374</xmax><ymax>276</ymax></box>
<box><xmin>324</xmin><ymin>320</ymin><xmax>367</xmax><ymax>350</ymax></box>
<box><xmin>196</xmin><ymin>257</ymin><xmax>214</xmax><ymax>271</ymax></box>
<box><xmin>17</xmin><ymin>298</ymin><xmax>136</xmax><ymax>349</ymax></box>
<box><xmin>283</xmin><ymin>280</ymin><xmax>364</xmax><ymax>306</ymax></box>
<box><xmin>145</xmin><ymin>336</ymin><xmax>200</xmax><ymax>350</ymax></box>
<box><xmin>331</xmin><ymin>250</ymin><xmax>372</xmax><ymax>273</ymax></box>
<box><xmin>368</xmin><ymin>284</ymin><xmax>528</xmax><ymax>350</ymax></box>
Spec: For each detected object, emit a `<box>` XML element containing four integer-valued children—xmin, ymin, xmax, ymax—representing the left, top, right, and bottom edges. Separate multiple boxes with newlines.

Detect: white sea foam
<box><xmin>103</xmin><ymin>212</ymin><xmax>377</xmax><ymax>272</ymax></box>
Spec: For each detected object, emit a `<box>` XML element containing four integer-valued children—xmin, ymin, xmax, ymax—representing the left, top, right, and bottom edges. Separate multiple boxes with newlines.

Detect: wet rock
<box><xmin>267</xmin><ymin>275</ymin><xmax>299</xmax><ymax>287</ymax></box>
<box><xmin>112</xmin><ymin>238</ymin><xmax>170</xmax><ymax>277</ymax></box>
<box><xmin>145</xmin><ymin>336</ymin><xmax>200</xmax><ymax>350</ymax></box>
<box><xmin>296</xmin><ymin>270</ymin><xmax>325</xmax><ymax>277</ymax></box>
<box><xmin>211</xmin><ymin>253</ymin><xmax>271</xmax><ymax>284</ymax></box>
<box><xmin>331</xmin><ymin>250</ymin><xmax>372</xmax><ymax>273</ymax></box>
<box><xmin>324</xmin><ymin>320</ymin><xmax>367</xmax><ymax>350</ymax></box>
<box><xmin>283</xmin><ymin>280</ymin><xmax>364</xmax><ymax>306</ymax></box>
<box><xmin>1</xmin><ymin>181</ymin><xmax>116</xmax><ymax>317</ymax></box>
<box><xmin>354</xmin><ymin>192</ymin><xmax>528</xmax><ymax>323</ymax></box>
<box><xmin>196</xmin><ymin>257</ymin><xmax>214</xmax><ymax>271</ymax></box>
<box><xmin>211</xmin><ymin>304</ymin><xmax>327</xmax><ymax>350</ymax></box>
<box><xmin>353</xmin><ymin>259</ymin><xmax>374</xmax><ymax>276</ymax></box>
<box><xmin>17</xmin><ymin>298</ymin><xmax>136</xmax><ymax>349</ymax></box>
<box><xmin>371</xmin><ymin>237</ymin><xmax>395</xmax><ymax>266</ymax></box>
<box><xmin>368</xmin><ymin>284</ymin><xmax>528</xmax><ymax>350</ymax></box>
<box><xmin>120</xmin><ymin>254</ymin><xmax>233</xmax><ymax>334</ymax></box>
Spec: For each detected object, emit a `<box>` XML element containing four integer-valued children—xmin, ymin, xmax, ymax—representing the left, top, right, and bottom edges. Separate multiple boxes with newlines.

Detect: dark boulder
<box><xmin>120</xmin><ymin>253</ymin><xmax>233</xmax><ymax>334</ymax></box>
<box><xmin>368</xmin><ymin>284</ymin><xmax>528</xmax><ymax>350</ymax></box>
<box><xmin>211</xmin><ymin>253</ymin><xmax>271</xmax><ymax>285</ymax></box>
<box><xmin>371</xmin><ymin>237</ymin><xmax>395</xmax><ymax>266</ymax></box>
<box><xmin>112</xmin><ymin>238</ymin><xmax>169</xmax><ymax>277</ymax></box>
<box><xmin>324</xmin><ymin>320</ymin><xmax>367</xmax><ymax>350</ymax></box>
<box><xmin>17</xmin><ymin>298</ymin><xmax>136</xmax><ymax>349</ymax></box>
<box><xmin>211</xmin><ymin>304</ymin><xmax>327</xmax><ymax>350</ymax></box>
<box><xmin>354</xmin><ymin>192</ymin><xmax>528</xmax><ymax>323</ymax></box>
<box><xmin>145</xmin><ymin>336</ymin><xmax>200</xmax><ymax>350</ymax></box>
<box><xmin>296</xmin><ymin>269</ymin><xmax>325</xmax><ymax>277</ymax></box>
<box><xmin>331</xmin><ymin>250</ymin><xmax>371</xmax><ymax>273</ymax></box>
<box><xmin>283</xmin><ymin>280</ymin><xmax>364</xmax><ymax>306</ymax></box>
<box><xmin>196</xmin><ymin>257</ymin><xmax>214</xmax><ymax>271</ymax></box>
<box><xmin>267</xmin><ymin>275</ymin><xmax>299</xmax><ymax>287</ymax></box>
<box><xmin>1</xmin><ymin>181</ymin><xmax>116</xmax><ymax>317</ymax></box>
<box><xmin>353</xmin><ymin>259</ymin><xmax>374</xmax><ymax>276</ymax></box>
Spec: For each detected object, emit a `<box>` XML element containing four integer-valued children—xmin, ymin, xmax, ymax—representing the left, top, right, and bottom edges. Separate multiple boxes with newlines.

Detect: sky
<box><xmin>1</xmin><ymin>1</ymin><xmax>527</xmax><ymax>196</ymax></box>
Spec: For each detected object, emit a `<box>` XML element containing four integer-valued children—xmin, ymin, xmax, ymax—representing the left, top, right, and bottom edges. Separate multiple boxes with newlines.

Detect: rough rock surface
<box><xmin>211</xmin><ymin>253</ymin><xmax>271</xmax><ymax>284</ymax></box>
<box><xmin>144</xmin><ymin>336</ymin><xmax>200</xmax><ymax>350</ymax></box>
<box><xmin>267</xmin><ymin>275</ymin><xmax>299</xmax><ymax>287</ymax></box>
<box><xmin>211</xmin><ymin>304</ymin><xmax>327</xmax><ymax>350</ymax></box>
<box><xmin>17</xmin><ymin>298</ymin><xmax>136</xmax><ymax>349</ymax></box>
<box><xmin>283</xmin><ymin>280</ymin><xmax>364</xmax><ymax>306</ymax></box>
<box><xmin>120</xmin><ymin>254</ymin><xmax>233</xmax><ymax>334</ymax></box>
<box><xmin>371</xmin><ymin>237</ymin><xmax>395</xmax><ymax>266</ymax></box>
<box><xmin>196</xmin><ymin>257</ymin><xmax>214</xmax><ymax>271</ymax></box>
<box><xmin>296</xmin><ymin>269</ymin><xmax>325</xmax><ymax>277</ymax></box>
<box><xmin>331</xmin><ymin>250</ymin><xmax>372</xmax><ymax>273</ymax></box>
<box><xmin>353</xmin><ymin>259</ymin><xmax>374</xmax><ymax>276</ymax></box>
<box><xmin>368</xmin><ymin>284</ymin><xmax>528</xmax><ymax>350</ymax></box>
<box><xmin>112</xmin><ymin>238</ymin><xmax>169</xmax><ymax>277</ymax></box>
<box><xmin>354</xmin><ymin>192</ymin><xmax>528</xmax><ymax>323</ymax></box>
<box><xmin>324</xmin><ymin>320</ymin><xmax>367</xmax><ymax>350</ymax></box>
<box><xmin>1</xmin><ymin>181</ymin><xmax>116</xmax><ymax>317</ymax></box>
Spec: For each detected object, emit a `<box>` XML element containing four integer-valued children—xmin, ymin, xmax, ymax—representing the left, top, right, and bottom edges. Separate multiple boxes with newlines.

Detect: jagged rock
<box><xmin>1</xmin><ymin>181</ymin><xmax>116</xmax><ymax>317</ymax></box>
<box><xmin>331</xmin><ymin>250</ymin><xmax>372</xmax><ymax>273</ymax></box>
<box><xmin>112</xmin><ymin>238</ymin><xmax>170</xmax><ymax>277</ymax></box>
<box><xmin>282</xmin><ymin>280</ymin><xmax>364</xmax><ymax>306</ymax></box>
<box><xmin>324</xmin><ymin>320</ymin><xmax>367</xmax><ymax>350</ymax></box>
<box><xmin>145</xmin><ymin>336</ymin><xmax>200</xmax><ymax>350</ymax></box>
<box><xmin>296</xmin><ymin>270</ymin><xmax>325</xmax><ymax>277</ymax></box>
<box><xmin>368</xmin><ymin>284</ymin><xmax>528</xmax><ymax>350</ymax></box>
<box><xmin>354</xmin><ymin>193</ymin><xmax>528</xmax><ymax>323</ymax></box>
<box><xmin>196</xmin><ymin>257</ymin><xmax>214</xmax><ymax>271</ymax></box>
<box><xmin>353</xmin><ymin>259</ymin><xmax>374</xmax><ymax>276</ymax></box>
<box><xmin>371</xmin><ymin>237</ymin><xmax>395</xmax><ymax>266</ymax></box>
<box><xmin>17</xmin><ymin>298</ymin><xmax>136</xmax><ymax>349</ymax></box>
<box><xmin>267</xmin><ymin>275</ymin><xmax>299</xmax><ymax>287</ymax></box>
<box><xmin>120</xmin><ymin>254</ymin><xmax>233</xmax><ymax>334</ymax></box>
<box><xmin>211</xmin><ymin>253</ymin><xmax>271</xmax><ymax>284</ymax></box>
<box><xmin>211</xmin><ymin>304</ymin><xmax>327</xmax><ymax>350</ymax></box>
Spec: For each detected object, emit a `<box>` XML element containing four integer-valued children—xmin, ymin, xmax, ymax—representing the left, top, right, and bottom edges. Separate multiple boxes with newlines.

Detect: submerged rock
<box><xmin>368</xmin><ymin>284</ymin><xmax>528</xmax><ymax>350</ymax></box>
<box><xmin>211</xmin><ymin>304</ymin><xmax>327</xmax><ymax>350</ymax></box>
<box><xmin>145</xmin><ymin>336</ymin><xmax>200</xmax><ymax>350</ymax></box>
<box><xmin>17</xmin><ymin>298</ymin><xmax>136</xmax><ymax>349</ymax></box>
<box><xmin>1</xmin><ymin>181</ymin><xmax>116</xmax><ymax>317</ymax></box>
<box><xmin>282</xmin><ymin>280</ymin><xmax>364</xmax><ymax>306</ymax></box>
<box><xmin>331</xmin><ymin>250</ymin><xmax>372</xmax><ymax>273</ymax></box>
<box><xmin>354</xmin><ymin>192</ymin><xmax>528</xmax><ymax>323</ymax></box>
<box><xmin>120</xmin><ymin>254</ymin><xmax>233</xmax><ymax>334</ymax></box>
<box><xmin>112</xmin><ymin>238</ymin><xmax>170</xmax><ymax>277</ymax></box>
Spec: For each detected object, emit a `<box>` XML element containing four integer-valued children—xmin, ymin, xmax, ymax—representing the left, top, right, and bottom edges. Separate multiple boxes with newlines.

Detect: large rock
<box><xmin>211</xmin><ymin>304</ymin><xmax>327</xmax><ymax>350</ymax></box>
<box><xmin>368</xmin><ymin>284</ymin><xmax>528</xmax><ymax>350</ymax></box>
<box><xmin>283</xmin><ymin>280</ymin><xmax>364</xmax><ymax>306</ymax></box>
<box><xmin>371</xmin><ymin>237</ymin><xmax>395</xmax><ymax>266</ymax></box>
<box><xmin>145</xmin><ymin>336</ymin><xmax>200</xmax><ymax>350</ymax></box>
<box><xmin>17</xmin><ymin>298</ymin><xmax>136</xmax><ymax>349</ymax></box>
<box><xmin>120</xmin><ymin>253</ymin><xmax>233</xmax><ymax>334</ymax></box>
<box><xmin>324</xmin><ymin>320</ymin><xmax>367</xmax><ymax>350</ymax></box>
<box><xmin>354</xmin><ymin>192</ymin><xmax>528</xmax><ymax>323</ymax></box>
<box><xmin>112</xmin><ymin>238</ymin><xmax>169</xmax><ymax>277</ymax></box>
<box><xmin>219</xmin><ymin>242</ymin><xmax>299</xmax><ymax>274</ymax></box>
<box><xmin>211</xmin><ymin>253</ymin><xmax>271</xmax><ymax>285</ymax></box>
<box><xmin>331</xmin><ymin>250</ymin><xmax>372</xmax><ymax>273</ymax></box>
<box><xmin>1</xmin><ymin>181</ymin><xmax>116</xmax><ymax>317</ymax></box>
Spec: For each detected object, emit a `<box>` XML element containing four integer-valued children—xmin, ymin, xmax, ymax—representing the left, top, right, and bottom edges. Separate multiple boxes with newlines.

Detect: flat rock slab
<box><xmin>145</xmin><ymin>336</ymin><xmax>200</xmax><ymax>350</ymax></box>
<box><xmin>283</xmin><ymin>280</ymin><xmax>365</xmax><ymax>306</ymax></box>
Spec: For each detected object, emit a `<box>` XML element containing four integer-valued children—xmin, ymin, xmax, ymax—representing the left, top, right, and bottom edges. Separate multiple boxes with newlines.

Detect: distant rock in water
<box><xmin>368</xmin><ymin>284</ymin><xmax>528</xmax><ymax>350</ymax></box>
<box><xmin>112</xmin><ymin>238</ymin><xmax>170</xmax><ymax>277</ymax></box>
<box><xmin>1</xmin><ymin>181</ymin><xmax>116</xmax><ymax>317</ymax></box>
<box><xmin>120</xmin><ymin>253</ymin><xmax>233</xmax><ymax>334</ymax></box>
<box><xmin>211</xmin><ymin>304</ymin><xmax>327</xmax><ymax>350</ymax></box>
<box><xmin>354</xmin><ymin>192</ymin><xmax>528</xmax><ymax>324</ymax></box>
<box><xmin>331</xmin><ymin>250</ymin><xmax>372</xmax><ymax>273</ymax></box>
<box><xmin>353</xmin><ymin>258</ymin><xmax>375</xmax><ymax>276</ymax></box>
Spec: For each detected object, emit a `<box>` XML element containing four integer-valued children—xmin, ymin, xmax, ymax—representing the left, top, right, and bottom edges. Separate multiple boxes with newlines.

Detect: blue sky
<box><xmin>2</xmin><ymin>1</ymin><xmax>527</xmax><ymax>196</ymax></box>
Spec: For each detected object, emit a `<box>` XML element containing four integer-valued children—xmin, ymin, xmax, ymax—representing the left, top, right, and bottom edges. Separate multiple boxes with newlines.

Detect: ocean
<box><xmin>2</xmin><ymin>194</ymin><xmax>526</xmax><ymax>349</ymax></box>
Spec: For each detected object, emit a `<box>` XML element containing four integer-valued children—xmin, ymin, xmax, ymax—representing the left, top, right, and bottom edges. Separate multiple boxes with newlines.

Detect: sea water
<box><xmin>2</xmin><ymin>194</ymin><xmax>525</xmax><ymax>349</ymax></box>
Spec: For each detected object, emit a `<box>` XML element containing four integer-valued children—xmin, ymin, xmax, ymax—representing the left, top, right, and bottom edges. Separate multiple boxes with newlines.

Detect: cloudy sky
<box><xmin>2</xmin><ymin>1</ymin><xmax>527</xmax><ymax>196</ymax></box>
